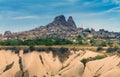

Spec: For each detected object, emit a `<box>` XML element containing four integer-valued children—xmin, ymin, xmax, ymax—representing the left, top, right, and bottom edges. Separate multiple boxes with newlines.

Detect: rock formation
<box><xmin>0</xmin><ymin>48</ymin><xmax>120</xmax><ymax>77</ymax></box>
<box><xmin>0</xmin><ymin>15</ymin><xmax>120</xmax><ymax>40</ymax></box>
<box><xmin>67</xmin><ymin>16</ymin><xmax>77</xmax><ymax>29</ymax></box>
<box><xmin>47</xmin><ymin>15</ymin><xmax>76</xmax><ymax>29</ymax></box>
<box><xmin>53</xmin><ymin>15</ymin><xmax>67</xmax><ymax>26</ymax></box>
<box><xmin>4</xmin><ymin>31</ymin><xmax>12</xmax><ymax>36</ymax></box>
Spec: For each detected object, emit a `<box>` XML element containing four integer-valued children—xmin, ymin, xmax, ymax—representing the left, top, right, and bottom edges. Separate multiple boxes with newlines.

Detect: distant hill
<box><xmin>0</xmin><ymin>15</ymin><xmax>120</xmax><ymax>40</ymax></box>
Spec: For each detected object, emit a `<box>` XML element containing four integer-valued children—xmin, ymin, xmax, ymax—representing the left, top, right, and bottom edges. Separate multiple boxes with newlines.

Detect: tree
<box><xmin>97</xmin><ymin>46</ymin><xmax>104</xmax><ymax>52</ymax></box>
<box><xmin>90</xmin><ymin>38</ymin><xmax>96</xmax><ymax>46</ymax></box>
<box><xmin>99</xmin><ymin>42</ymin><xmax>107</xmax><ymax>47</ymax></box>
<box><xmin>0</xmin><ymin>37</ymin><xmax>73</xmax><ymax>46</ymax></box>
<box><xmin>81</xmin><ymin>58</ymin><xmax>88</xmax><ymax>66</ymax></box>
<box><xmin>76</xmin><ymin>35</ymin><xmax>83</xmax><ymax>45</ymax></box>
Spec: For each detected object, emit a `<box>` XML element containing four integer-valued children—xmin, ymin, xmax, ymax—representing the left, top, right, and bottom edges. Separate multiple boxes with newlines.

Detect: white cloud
<box><xmin>112</xmin><ymin>0</ymin><xmax>120</xmax><ymax>4</ymax></box>
<box><xmin>102</xmin><ymin>0</ymin><xmax>120</xmax><ymax>4</ymax></box>
<box><xmin>81</xmin><ymin>5</ymin><xmax>120</xmax><ymax>16</ymax></box>
<box><xmin>12</xmin><ymin>16</ymin><xmax>39</xmax><ymax>20</ymax></box>
<box><xmin>102</xmin><ymin>0</ymin><xmax>110</xmax><ymax>3</ymax></box>
<box><xmin>49</xmin><ymin>2</ymin><xmax>69</xmax><ymax>7</ymax></box>
<box><xmin>67</xmin><ymin>0</ymin><xmax>78</xmax><ymax>3</ymax></box>
<box><xmin>105</xmin><ymin>5</ymin><xmax>120</xmax><ymax>13</ymax></box>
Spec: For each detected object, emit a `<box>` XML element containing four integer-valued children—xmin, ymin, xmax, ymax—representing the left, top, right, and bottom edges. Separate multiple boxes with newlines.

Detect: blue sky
<box><xmin>0</xmin><ymin>0</ymin><xmax>120</xmax><ymax>34</ymax></box>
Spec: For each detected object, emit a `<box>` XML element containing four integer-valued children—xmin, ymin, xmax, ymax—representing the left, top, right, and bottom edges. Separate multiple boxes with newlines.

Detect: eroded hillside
<box><xmin>0</xmin><ymin>48</ymin><xmax>120</xmax><ymax>77</ymax></box>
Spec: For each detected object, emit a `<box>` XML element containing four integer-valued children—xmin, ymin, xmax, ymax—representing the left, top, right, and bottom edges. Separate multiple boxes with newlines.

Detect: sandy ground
<box><xmin>0</xmin><ymin>49</ymin><xmax>120</xmax><ymax>77</ymax></box>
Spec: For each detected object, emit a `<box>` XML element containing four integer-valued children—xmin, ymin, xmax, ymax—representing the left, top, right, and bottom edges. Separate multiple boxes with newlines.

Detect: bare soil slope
<box><xmin>0</xmin><ymin>48</ymin><xmax>119</xmax><ymax>77</ymax></box>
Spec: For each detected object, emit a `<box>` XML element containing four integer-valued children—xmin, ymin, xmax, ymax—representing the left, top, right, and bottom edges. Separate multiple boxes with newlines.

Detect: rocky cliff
<box><xmin>67</xmin><ymin>16</ymin><xmax>76</xmax><ymax>29</ymax></box>
<box><xmin>47</xmin><ymin>15</ymin><xmax>76</xmax><ymax>29</ymax></box>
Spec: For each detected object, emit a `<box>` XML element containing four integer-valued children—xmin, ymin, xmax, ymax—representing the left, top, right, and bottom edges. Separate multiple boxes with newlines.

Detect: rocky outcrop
<box><xmin>67</xmin><ymin>16</ymin><xmax>77</xmax><ymax>29</ymax></box>
<box><xmin>53</xmin><ymin>15</ymin><xmax>67</xmax><ymax>26</ymax></box>
<box><xmin>47</xmin><ymin>15</ymin><xmax>76</xmax><ymax>29</ymax></box>
<box><xmin>4</xmin><ymin>31</ymin><xmax>12</xmax><ymax>36</ymax></box>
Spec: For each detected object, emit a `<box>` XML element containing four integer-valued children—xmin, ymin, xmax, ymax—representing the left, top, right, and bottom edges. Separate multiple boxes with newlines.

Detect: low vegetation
<box><xmin>96</xmin><ymin>46</ymin><xmax>104</xmax><ymax>52</ymax></box>
<box><xmin>81</xmin><ymin>55</ymin><xmax>106</xmax><ymax>66</ymax></box>
<box><xmin>106</xmin><ymin>47</ymin><xmax>120</xmax><ymax>54</ymax></box>
<box><xmin>0</xmin><ymin>37</ymin><xmax>73</xmax><ymax>46</ymax></box>
<box><xmin>0</xmin><ymin>35</ymin><xmax>120</xmax><ymax>49</ymax></box>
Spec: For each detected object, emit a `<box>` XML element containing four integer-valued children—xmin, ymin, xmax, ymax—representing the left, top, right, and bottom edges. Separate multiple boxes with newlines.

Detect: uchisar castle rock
<box><xmin>0</xmin><ymin>15</ymin><xmax>120</xmax><ymax>40</ymax></box>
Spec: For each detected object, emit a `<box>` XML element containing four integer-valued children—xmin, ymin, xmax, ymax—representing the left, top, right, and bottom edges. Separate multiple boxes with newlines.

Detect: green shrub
<box><xmin>97</xmin><ymin>46</ymin><xmax>104</xmax><ymax>52</ymax></box>
<box><xmin>106</xmin><ymin>47</ymin><xmax>118</xmax><ymax>53</ymax></box>
<box><xmin>115</xmin><ymin>48</ymin><xmax>120</xmax><ymax>54</ymax></box>
<box><xmin>0</xmin><ymin>37</ymin><xmax>73</xmax><ymax>46</ymax></box>
<box><xmin>98</xmin><ymin>42</ymin><xmax>107</xmax><ymax>47</ymax></box>
<box><xmin>81</xmin><ymin>55</ymin><xmax>106</xmax><ymax>66</ymax></box>
<box><xmin>93</xmin><ymin>55</ymin><xmax>106</xmax><ymax>60</ymax></box>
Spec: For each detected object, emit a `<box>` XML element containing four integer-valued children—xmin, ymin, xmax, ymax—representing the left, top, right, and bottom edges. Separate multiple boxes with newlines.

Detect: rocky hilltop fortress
<box><xmin>0</xmin><ymin>15</ymin><xmax>120</xmax><ymax>40</ymax></box>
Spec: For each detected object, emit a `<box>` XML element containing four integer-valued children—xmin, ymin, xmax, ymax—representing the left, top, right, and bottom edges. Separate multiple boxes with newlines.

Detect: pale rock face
<box><xmin>0</xmin><ymin>50</ymin><xmax>20</xmax><ymax>77</ymax></box>
<box><xmin>0</xmin><ymin>49</ymin><xmax>120</xmax><ymax>77</ymax></box>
